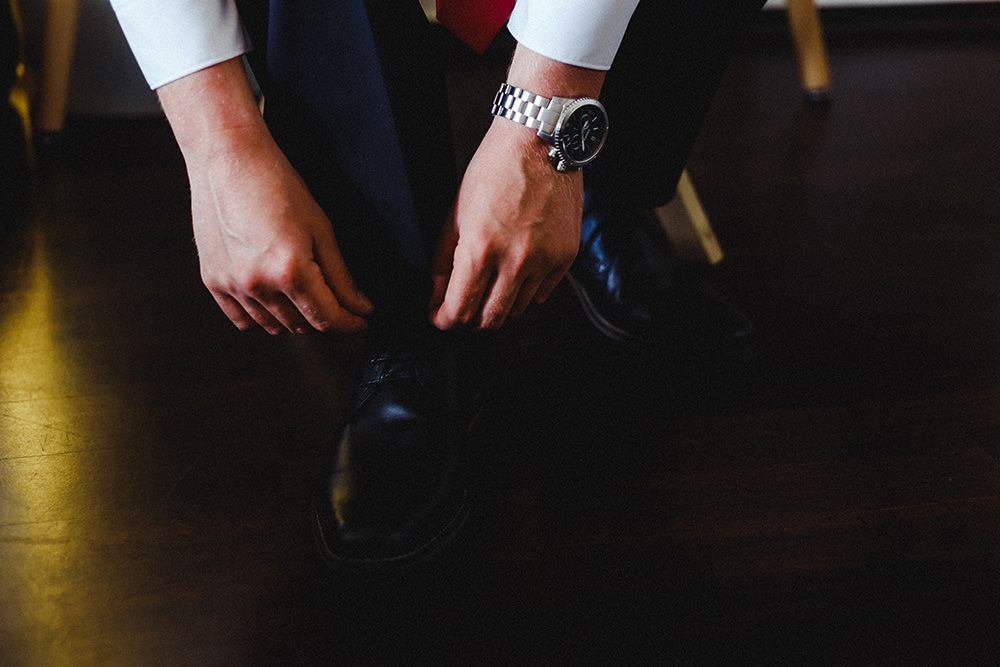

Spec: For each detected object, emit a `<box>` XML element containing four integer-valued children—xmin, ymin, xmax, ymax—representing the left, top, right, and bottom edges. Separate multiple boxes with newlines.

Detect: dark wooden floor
<box><xmin>3</xmin><ymin>6</ymin><xmax>1000</xmax><ymax>664</ymax></box>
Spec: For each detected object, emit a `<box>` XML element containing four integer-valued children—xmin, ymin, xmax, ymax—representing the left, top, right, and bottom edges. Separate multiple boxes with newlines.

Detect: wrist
<box><xmin>491</xmin><ymin>51</ymin><xmax>609</xmax><ymax>173</ymax></box>
<box><xmin>157</xmin><ymin>57</ymin><xmax>269</xmax><ymax>165</ymax></box>
<box><xmin>483</xmin><ymin>117</ymin><xmax>584</xmax><ymax>195</ymax></box>
<box><xmin>487</xmin><ymin>115</ymin><xmax>556</xmax><ymax>167</ymax></box>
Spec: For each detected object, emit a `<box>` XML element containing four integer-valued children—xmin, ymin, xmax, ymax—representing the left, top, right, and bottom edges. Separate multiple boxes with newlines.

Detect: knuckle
<box><xmin>434</xmin><ymin>313</ymin><xmax>457</xmax><ymax>330</ymax></box>
<box><xmin>237</xmin><ymin>258</ymin><xmax>303</xmax><ymax>297</ymax></box>
<box><xmin>439</xmin><ymin>302</ymin><xmax>472</xmax><ymax>327</ymax></box>
<box><xmin>319</xmin><ymin>309</ymin><xmax>365</xmax><ymax>334</ymax></box>
<box><xmin>508</xmin><ymin>245</ymin><xmax>532</xmax><ymax>272</ymax></box>
<box><xmin>309</xmin><ymin>318</ymin><xmax>333</xmax><ymax>333</ymax></box>
<box><xmin>201</xmin><ymin>270</ymin><xmax>228</xmax><ymax>294</ymax></box>
<box><xmin>469</xmin><ymin>236</ymin><xmax>502</xmax><ymax>265</ymax></box>
<box><xmin>238</xmin><ymin>269</ymin><xmax>269</xmax><ymax>297</ymax></box>
<box><xmin>316</xmin><ymin>316</ymin><xmax>353</xmax><ymax>334</ymax></box>
<box><xmin>276</xmin><ymin>262</ymin><xmax>308</xmax><ymax>292</ymax></box>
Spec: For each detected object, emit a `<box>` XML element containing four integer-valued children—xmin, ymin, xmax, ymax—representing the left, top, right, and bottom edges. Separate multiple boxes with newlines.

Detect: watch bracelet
<box><xmin>491</xmin><ymin>83</ymin><xmax>571</xmax><ymax>141</ymax></box>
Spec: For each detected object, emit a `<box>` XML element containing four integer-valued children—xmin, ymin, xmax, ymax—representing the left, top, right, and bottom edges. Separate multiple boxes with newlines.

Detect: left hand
<box><xmin>429</xmin><ymin>118</ymin><xmax>582</xmax><ymax>330</ymax></box>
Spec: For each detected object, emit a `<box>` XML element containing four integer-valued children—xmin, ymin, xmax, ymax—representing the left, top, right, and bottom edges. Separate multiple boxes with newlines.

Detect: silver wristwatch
<box><xmin>491</xmin><ymin>83</ymin><xmax>609</xmax><ymax>172</ymax></box>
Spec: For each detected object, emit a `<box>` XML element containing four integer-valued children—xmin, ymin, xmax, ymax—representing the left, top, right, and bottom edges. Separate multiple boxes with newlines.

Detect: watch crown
<box><xmin>548</xmin><ymin>146</ymin><xmax>571</xmax><ymax>172</ymax></box>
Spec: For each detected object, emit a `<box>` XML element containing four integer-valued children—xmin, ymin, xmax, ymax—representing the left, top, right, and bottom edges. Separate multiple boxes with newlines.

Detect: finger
<box><xmin>287</xmin><ymin>290</ymin><xmax>368</xmax><ymax>333</ymax></box>
<box><xmin>286</xmin><ymin>262</ymin><xmax>369</xmax><ymax>333</ymax></box>
<box><xmin>510</xmin><ymin>273</ymin><xmax>545</xmax><ymax>318</ymax></box>
<box><xmin>534</xmin><ymin>267</ymin><xmax>569</xmax><ymax>305</ymax></box>
<box><xmin>430</xmin><ymin>250</ymin><xmax>492</xmax><ymax>330</ymax></box>
<box><xmin>477</xmin><ymin>272</ymin><xmax>523</xmax><ymax>329</ymax></box>
<box><xmin>212</xmin><ymin>292</ymin><xmax>257</xmax><ymax>331</ymax></box>
<box><xmin>429</xmin><ymin>207</ymin><xmax>459</xmax><ymax>311</ymax></box>
<box><xmin>256</xmin><ymin>292</ymin><xmax>313</xmax><ymax>333</ymax></box>
<box><xmin>313</xmin><ymin>231</ymin><xmax>374</xmax><ymax>318</ymax></box>
<box><xmin>239</xmin><ymin>296</ymin><xmax>288</xmax><ymax>335</ymax></box>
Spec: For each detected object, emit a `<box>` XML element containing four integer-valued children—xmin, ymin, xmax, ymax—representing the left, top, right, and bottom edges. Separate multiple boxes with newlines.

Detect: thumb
<box><xmin>314</xmin><ymin>229</ymin><xmax>374</xmax><ymax>316</ymax></box>
<box><xmin>429</xmin><ymin>206</ymin><xmax>459</xmax><ymax>311</ymax></box>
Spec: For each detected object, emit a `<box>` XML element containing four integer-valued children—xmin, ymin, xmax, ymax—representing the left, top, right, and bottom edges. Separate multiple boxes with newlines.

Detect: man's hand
<box><xmin>429</xmin><ymin>119</ymin><xmax>581</xmax><ymax>329</ymax></box>
<box><xmin>428</xmin><ymin>44</ymin><xmax>605</xmax><ymax>331</ymax></box>
<box><xmin>189</xmin><ymin>133</ymin><xmax>373</xmax><ymax>334</ymax></box>
<box><xmin>159</xmin><ymin>58</ymin><xmax>373</xmax><ymax>334</ymax></box>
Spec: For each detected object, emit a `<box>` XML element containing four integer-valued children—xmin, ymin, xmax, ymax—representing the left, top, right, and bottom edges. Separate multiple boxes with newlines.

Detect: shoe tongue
<box><xmin>363</xmin><ymin>352</ymin><xmax>421</xmax><ymax>384</ymax></box>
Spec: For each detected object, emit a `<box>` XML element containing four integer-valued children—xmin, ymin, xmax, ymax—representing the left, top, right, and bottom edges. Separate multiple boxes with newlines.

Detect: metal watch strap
<box><xmin>491</xmin><ymin>83</ymin><xmax>571</xmax><ymax>142</ymax></box>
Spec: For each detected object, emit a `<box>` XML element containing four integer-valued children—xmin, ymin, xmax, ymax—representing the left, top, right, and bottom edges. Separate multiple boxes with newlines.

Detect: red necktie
<box><xmin>436</xmin><ymin>0</ymin><xmax>516</xmax><ymax>54</ymax></box>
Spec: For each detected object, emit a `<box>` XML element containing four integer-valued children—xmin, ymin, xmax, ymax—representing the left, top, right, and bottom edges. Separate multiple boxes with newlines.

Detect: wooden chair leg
<box><xmin>786</xmin><ymin>0</ymin><xmax>832</xmax><ymax>101</ymax></box>
<box><xmin>36</xmin><ymin>0</ymin><xmax>81</xmax><ymax>135</ymax></box>
<box><xmin>6</xmin><ymin>0</ymin><xmax>31</xmax><ymax>151</ymax></box>
<box><xmin>655</xmin><ymin>169</ymin><xmax>725</xmax><ymax>266</ymax></box>
<box><xmin>656</xmin><ymin>2</ymin><xmax>830</xmax><ymax>265</ymax></box>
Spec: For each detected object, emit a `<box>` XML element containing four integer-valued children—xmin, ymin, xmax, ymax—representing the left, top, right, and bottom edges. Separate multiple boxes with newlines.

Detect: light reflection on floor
<box><xmin>0</xmin><ymin>221</ymin><xmax>130</xmax><ymax>664</ymax></box>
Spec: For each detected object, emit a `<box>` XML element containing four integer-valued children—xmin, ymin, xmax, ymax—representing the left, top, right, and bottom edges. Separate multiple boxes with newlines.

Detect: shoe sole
<box><xmin>565</xmin><ymin>272</ymin><xmax>637</xmax><ymax>343</ymax></box>
<box><xmin>311</xmin><ymin>489</ymin><xmax>470</xmax><ymax>576</ymax></box>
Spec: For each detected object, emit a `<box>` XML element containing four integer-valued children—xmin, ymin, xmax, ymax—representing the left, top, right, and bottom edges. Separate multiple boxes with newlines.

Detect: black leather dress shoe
<box><xmin>566</xmin><ymin>191</ymin><xmax>755</xmax><ymax>360</ymax></box>
<box><xmin>312</xmin><ymin>331</ymin><xmax>474</xmax><ymax>573</ymax></box>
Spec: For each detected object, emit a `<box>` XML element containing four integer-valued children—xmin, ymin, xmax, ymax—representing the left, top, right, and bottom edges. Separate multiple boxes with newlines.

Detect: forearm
<box><xmin>156</xmin><ymin>57</ymin><xmax>269</xmax><ymax>166</ymax></box>
<box><xmin>505</xmin><ymin>43</ymin><xmax>606</xmax><ymax>101</ymax></box>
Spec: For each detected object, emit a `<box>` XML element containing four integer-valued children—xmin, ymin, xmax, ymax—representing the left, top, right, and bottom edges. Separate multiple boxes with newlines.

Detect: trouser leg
<box><xmin>586</xmin><ymin>0</ymin><xmax>766</xmax><ymax>209</ymax></box>
<box><xmin>262</xmin><ymin>0</ymin><xmax>456</xmax><ymax>320</ymax></box>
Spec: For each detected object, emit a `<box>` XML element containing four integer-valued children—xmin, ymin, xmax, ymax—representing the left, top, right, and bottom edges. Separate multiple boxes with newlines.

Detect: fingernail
<box><xmin>359</xmin><ymin>292</ymin><xmax>374</xmax><ymax>312</ymax></box>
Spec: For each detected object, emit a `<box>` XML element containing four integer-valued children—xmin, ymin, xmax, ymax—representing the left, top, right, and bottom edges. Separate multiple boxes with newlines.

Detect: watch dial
<box><xmin>560</xmin><ymin>105</ymin><xmax>607</xmax><ymax>163</ymax></box>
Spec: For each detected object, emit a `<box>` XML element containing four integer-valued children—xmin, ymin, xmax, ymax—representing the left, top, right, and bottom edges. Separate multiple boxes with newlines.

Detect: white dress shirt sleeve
<box><xmin>507</xmin><ymin>0</ymin><xmax>640</xmax><ymax>71</ymax></box>
<box><xmin>111</xmin><ymin>0</ymin><xmax>637</xmax><ymax>90</ymax></box>
<box><xmin>110</xmin><ymin>0</ymin><xmax>250</xmax><ymax>89</ymax></box>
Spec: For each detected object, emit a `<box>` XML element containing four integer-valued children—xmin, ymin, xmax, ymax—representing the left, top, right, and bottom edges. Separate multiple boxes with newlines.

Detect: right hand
<box><xmin>188</xmin><ymin>130</ymin><xmax>374</xmax><ymax>334</ymax></box>
<box><xmin>157</xmin><ymin>57</ymin><xmax>373</xmax><ymax>335</ymax></box>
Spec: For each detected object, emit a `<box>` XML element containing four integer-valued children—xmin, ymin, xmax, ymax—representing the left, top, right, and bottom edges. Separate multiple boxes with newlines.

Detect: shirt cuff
<box><xmin>507</xmin><ymin>0</ymin><xmax>639</xmax><ymax>71</ymax></box>
<box><xmin>110</xmin><ymin>0</ymin><xmax>251</xmax><ymax>89</ymax></box>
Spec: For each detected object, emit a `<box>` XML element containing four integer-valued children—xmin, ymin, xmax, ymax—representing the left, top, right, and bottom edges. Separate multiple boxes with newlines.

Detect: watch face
<box><xmin>555</xmin><ymin>100</ymin><xmax>608</xmax><ymax>167</ymax></box>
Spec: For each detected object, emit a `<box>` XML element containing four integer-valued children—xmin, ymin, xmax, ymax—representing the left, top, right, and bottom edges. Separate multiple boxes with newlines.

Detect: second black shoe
<box><xmin>312</xmin><ymin>328</ymin><xmax>474</xmax><ymax>574</ymax></box>
<box><xmin>566</xmin><ymin>190</ymin><xmax>755</xmax><ymax>361</ymax></box>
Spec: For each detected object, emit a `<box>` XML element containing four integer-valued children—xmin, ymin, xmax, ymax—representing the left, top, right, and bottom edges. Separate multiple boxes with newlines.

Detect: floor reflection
<box><xmin>0</xmin><ymin>220</ymin><xmax>134</xmax><ymax>664</ymax></box>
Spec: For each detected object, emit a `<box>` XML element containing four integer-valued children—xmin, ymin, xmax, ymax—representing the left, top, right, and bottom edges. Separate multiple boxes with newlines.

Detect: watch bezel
<box><xmin>550</xmin><ymin>98</ymin><xmax>609</xmax><ymax>172</ymax></box>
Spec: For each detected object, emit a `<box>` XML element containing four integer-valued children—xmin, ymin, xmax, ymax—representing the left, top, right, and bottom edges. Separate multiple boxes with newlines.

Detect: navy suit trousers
<box><xmin>250</xmin><ymin>0</ymin><xmax>763</xmax><ymax>314</ymax></box>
